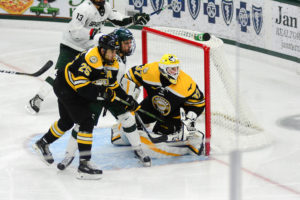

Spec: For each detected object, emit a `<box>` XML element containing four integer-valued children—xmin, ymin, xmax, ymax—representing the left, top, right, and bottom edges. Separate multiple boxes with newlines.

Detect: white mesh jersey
<box><xmin>62</xmin><ymin>0</ymin><xmax>127</xmax><ymax>51</ymax></box>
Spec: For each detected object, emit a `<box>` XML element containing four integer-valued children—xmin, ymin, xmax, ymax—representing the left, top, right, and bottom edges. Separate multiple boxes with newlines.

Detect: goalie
<box><xmin>111</xmin><ymin>54</ymin><xmax>206</xmax><ymax>157</ymax></box>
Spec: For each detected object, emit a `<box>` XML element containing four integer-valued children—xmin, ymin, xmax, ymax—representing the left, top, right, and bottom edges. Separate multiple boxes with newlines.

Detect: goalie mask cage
<box><xmin>141</xmin><ymin>26</ymin><xmax>272</xmax><ymax>156</ymax></box>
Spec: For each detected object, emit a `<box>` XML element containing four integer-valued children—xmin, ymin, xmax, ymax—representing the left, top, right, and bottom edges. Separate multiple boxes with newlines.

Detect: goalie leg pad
<box><xmin>111</xmin><ymin>123</ymin><xmax>130</xmax><ymax>146</ymax></box>
<box><xmin>117</xmin><ymin>112</ymin><xmax>141</xmax><ymax>147</ymax></box>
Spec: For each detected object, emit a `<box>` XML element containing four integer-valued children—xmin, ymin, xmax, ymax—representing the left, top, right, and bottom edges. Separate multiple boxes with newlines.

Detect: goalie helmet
<box><xmin>158</xmin><ymin>54</ymin><xmax>180</xmax><ymax>84</ymax></box>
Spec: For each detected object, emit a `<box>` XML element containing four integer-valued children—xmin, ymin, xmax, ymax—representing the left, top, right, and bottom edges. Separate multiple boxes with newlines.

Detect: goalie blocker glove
<box><xmin>132</xmin><ymin>13</ymin><xmax>150</xmax><ymax>25</ymax></box>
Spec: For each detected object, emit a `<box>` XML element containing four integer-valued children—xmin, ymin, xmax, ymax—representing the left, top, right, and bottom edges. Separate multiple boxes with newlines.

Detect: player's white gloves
<box><xmin>182</xmin><ymin>111</ymin><xmax>197</xmax><ymax>131</ymax></box>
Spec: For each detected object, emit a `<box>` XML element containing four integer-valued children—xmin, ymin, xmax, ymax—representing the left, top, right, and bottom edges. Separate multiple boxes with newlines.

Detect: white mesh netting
<box><xmin>143</xmin><ymin>26</ymin><xmax>272</xmax><ymax>154</ymax></box>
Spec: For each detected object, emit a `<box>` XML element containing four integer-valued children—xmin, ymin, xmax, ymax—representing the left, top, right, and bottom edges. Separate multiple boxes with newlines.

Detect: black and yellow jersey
<box><xmin>126</xmin><ymin>62</ymin><xmax>205</xmax><ymax>117</ymax></box>
<box><xmin>62</xmin><ymin>46</ymin><xmax>125</xmax><ymax>101</ymax></box>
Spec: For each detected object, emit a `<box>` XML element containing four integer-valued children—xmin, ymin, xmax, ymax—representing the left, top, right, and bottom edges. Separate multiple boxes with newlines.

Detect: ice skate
<box><xmin>134</xmin><ymin>148</ymin><xmax>151</xmax><ymax>167</ymax></box>
<box><xmin>32</xmin><ymin>138</ymin><xmax>54</xmax><ymax>165</ymax></box>
<box><xmin>25</xmin><ymin>94</ymin><xmax>43</xmax><ymax>114</ymax></box>
<box><xmin>77</xmin><ymin>160</ymin><xmax>103</xmax><ymax>180</ymax></box>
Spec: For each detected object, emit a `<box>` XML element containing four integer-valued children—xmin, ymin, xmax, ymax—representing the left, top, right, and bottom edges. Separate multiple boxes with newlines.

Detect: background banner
<box><xmin>0</xmin><ymin>0</ymin><xmax>299</xmax><ymax>59</ymax></box>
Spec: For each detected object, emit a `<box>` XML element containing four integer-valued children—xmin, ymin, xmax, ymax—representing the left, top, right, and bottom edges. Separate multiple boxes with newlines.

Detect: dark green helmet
<box><xmin>114</xmin><ymin>28</ymin><xmax>133</xmax><ymax>42</ymax></box>
<box><xmin>113</xmin><ymin>28</ymin><xmax>136</xmax><ymax>56</ymax></box>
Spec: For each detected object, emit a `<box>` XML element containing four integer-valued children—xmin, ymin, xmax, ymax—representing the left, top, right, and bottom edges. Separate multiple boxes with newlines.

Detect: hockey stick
<box><xmin>0</xmin><ymin>60</ymin><xmax>53</xmax><ymax>77</ymax></box>
<box><xmin>115</xmin><ymin>96</ymin><xmax>164</xmax><ymax>123</ymax></box>
<box><xmin>149</xmin><ymin>1</ymin><xmax>176</xmax><ymax>16</ymax></box>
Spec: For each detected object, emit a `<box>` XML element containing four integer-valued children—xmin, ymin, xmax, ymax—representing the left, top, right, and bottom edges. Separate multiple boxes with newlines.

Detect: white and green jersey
<box><xmin>62</xmin><ymin>0</ymin><xmax>130</xmax><ymax>52</ymax></box>
<box><xmin>116</xmin><ymin>54</ymin><xmax>127</xmax><ymax>83</ymax></box>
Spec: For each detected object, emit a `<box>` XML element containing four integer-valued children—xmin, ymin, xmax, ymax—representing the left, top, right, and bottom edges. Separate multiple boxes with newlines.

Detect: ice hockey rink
<box><xmin>0</xmin><ymin>19</ymin><xmax>299</xmax><ymax>200</ymax></box>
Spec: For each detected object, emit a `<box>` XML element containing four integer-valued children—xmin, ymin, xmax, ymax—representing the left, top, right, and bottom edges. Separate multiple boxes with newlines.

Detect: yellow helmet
<box><xmin>158</xmin><ymin>54</ymin><xmax>180</xmax><ymax>84</ymax></box>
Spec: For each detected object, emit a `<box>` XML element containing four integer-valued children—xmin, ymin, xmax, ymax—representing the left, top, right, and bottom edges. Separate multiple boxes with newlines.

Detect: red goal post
<box><xmin>141</xmin><ymin>26</ymin><xmax>272</xmax><ymax>156</ymax></box>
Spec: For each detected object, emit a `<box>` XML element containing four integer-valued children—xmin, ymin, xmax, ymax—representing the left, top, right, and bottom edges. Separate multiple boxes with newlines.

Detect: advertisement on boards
<box><xmin>0</xmin><ymin>0</ymin><xmax>87</xmax><ymax>18</ymax></box>
<box><xmin>128</xmin><ymin>0</ymin><xmax>265</xmax><ymax>48</ymax></box>
<box><xmin>127</xmin><ymin>0</ymin><xmax>299</xmax><ymax>59</ymax></box>
<box><xmin>271</xmin><ymin>2</ymin><xmax>300</xmax><ymax>58</ymax></box>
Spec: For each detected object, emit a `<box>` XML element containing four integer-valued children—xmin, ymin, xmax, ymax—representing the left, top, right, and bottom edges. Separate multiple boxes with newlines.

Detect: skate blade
<box><xmin>76</xmin><ymin>172</ymin><xmax>102</xmax><ymax>180</ymax></box>
<box><xmin>32</xmin><ymin>143</ymin><xmax>53</xmax><ymax>166</ymax></box>
<box><xmin>25</xmin><ymin>105</ymin><xmax>38</xmax><ymax>115</ymax></box>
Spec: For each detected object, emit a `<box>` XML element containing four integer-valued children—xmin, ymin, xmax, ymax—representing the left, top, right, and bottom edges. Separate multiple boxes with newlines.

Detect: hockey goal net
<box><xmin>141</xmin><ymin>26</ymin><xmax>272</xmax><ymax>156</ymax></box>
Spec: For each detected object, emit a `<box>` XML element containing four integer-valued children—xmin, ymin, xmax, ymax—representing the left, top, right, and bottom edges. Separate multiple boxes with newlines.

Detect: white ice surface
<box><xmin>0</xmin><ymin>20</ymin><xmax>300</xmax><ymax>200</ymax></box>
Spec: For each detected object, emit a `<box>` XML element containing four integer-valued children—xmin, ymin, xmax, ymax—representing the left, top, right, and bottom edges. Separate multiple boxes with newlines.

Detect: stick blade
<box><xmin>31</xmin><ymin>60</ymin><xmax>53</xmax><ymax>77</ymax></box>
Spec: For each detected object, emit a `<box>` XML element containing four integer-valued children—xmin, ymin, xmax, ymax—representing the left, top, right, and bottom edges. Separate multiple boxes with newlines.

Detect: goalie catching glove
<box><xmin>132</xmin><ymin>13</ymin><xmax>150</xmax><ymax>25</ymax></box>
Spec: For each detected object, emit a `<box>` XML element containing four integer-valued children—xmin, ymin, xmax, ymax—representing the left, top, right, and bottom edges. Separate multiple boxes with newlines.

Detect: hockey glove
<box><xmin>132</xmin><ymin>13</ymin><xmax>150</xmax><ymax>25</ymax></box>
<box><xmin>182</xmin><ymin>111</ymin><xmax>197</xmax><ymax>131</ymax></box>
<box><xmin>98</xmin><ymin>87</ymin><xmax>116</xmax><ymax>102</ymax></box>
<box><xmin>90</xmin><ymin>28</ymin><xmax>101</xmax><ymax>40</ymax></box>
<box><xmin>125</xmin><ymin>95</ymin><xmax>141</xmax><ymax>112</ymax></box>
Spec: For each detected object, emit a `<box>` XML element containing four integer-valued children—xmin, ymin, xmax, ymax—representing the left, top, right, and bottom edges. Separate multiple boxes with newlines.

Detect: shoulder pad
<box><xmin>167</xmin><ymin>70</ymin><xmax>196</xmax><ymax>98</ymax></box>
<box><xmin>140</xmin><ymin>62</ymin><xmax>161</xmax><ymax>85</ymax></box>
<box><xmin>85</xmin><ymin>47</ymin><xmax>103</xmax><ymax>69</ymax></box>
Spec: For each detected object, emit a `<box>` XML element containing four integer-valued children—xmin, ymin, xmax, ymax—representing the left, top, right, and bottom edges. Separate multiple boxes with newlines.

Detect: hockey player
<box><xmin>26</xmin><ymin>0</ymin><xmax>150</xmax><ymax>114</ymax></box>
<box><xmin>33</xmin><ymin>34</ymin><xmax>147</xmax><ymax>180</ymax></box>
<box><xmin>56</xmin><ymin>28</ymin><xmax>151</xmax><ymax>170</ymax></box>
<box><xmin>111</xmin><ymin>54</ymin><xmax>206</xmax><ymax>156</ymax></box>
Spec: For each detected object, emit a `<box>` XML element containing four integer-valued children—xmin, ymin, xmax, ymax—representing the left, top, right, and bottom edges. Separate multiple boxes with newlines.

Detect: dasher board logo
<box><xmin>0</xmin><ymin>0</ymin><xmax>33</xmax><ymax>14</ymax></box>
<box><xmin>236</xmin><ymin>1</ymin><xmax>250</xmax><ymax>32</ymax></box>
<box><xmin>129</xmin><ymin>0</ymin><xmax>147</xmax><ymax>12</ymax></box>
<box><xmin>252</xmin><ymin>5</ymin><xmax>263</xmax><ymax>35</ymax></box>
<box><xmin>30</xmin><ymin>0</ymin><xmax>59</xmax><ymax>17</ymax></box>
<box><xmin>204</xmin><ymin>0</ymin><xmax>220</xmax><ymax>24</ymax></box>
<box><xmin>221</xmin><ymin>0</ymin><xmax>233</xmax><ymax>26</ymax></box>
<box><xmin>150</xmin><ymin>0</ymin><xmax>164</xmax><ymax>13</ymax></box>
<box><xmin>187</xmin><ymin>0</ymin><xmax>201</xmax><ymax>20</ymax></box>
<box><xmin>168</xmin><ymin>0</ymin><xmax>185</xmax><ymax>18</ymax></box>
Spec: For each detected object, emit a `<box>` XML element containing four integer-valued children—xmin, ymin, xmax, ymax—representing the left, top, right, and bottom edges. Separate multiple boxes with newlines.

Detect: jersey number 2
<box><xmin>79</xmin><ymin>63</ymin><xmax>92</xmax><ymax>76</ymax></box>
